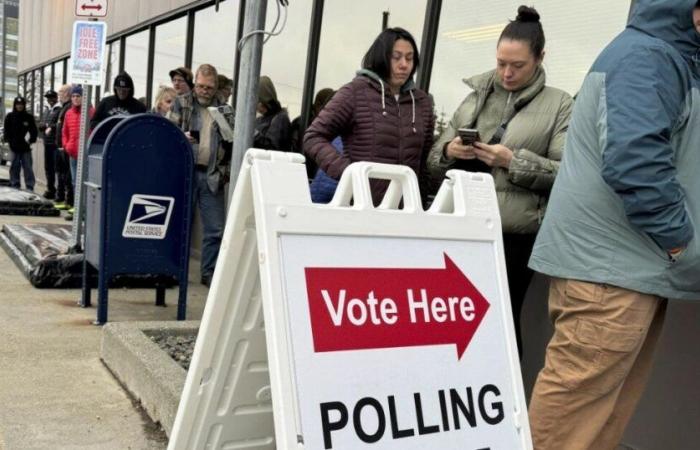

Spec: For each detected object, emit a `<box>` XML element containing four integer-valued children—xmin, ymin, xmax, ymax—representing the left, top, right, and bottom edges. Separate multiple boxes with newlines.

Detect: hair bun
<box><xmin>516</xmin><ymin>5</ymin><xmax>540</xmax><ymax>23</ymax></box>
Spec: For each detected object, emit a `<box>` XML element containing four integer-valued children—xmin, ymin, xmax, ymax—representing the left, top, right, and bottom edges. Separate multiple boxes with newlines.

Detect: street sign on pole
<box><xmin>168</xmin><ymin>150</ymin><xmax>533</xmax><ymax>449</ymax></box>
<box><xmin>69</xmin><ymin>20</ymin><xmax>107</xmax><ymax>86</ymax></box>
<box><xmin>75</xmin><ymin>0</ymin><xmax>108</xmax><ymax>18</ymax></box>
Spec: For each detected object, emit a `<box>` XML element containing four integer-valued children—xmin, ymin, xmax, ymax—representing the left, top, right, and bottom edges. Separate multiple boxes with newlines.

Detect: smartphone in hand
<box><xmin>189</xmin><ymin>129</ymin><xmax>200</xmax><ymax>143</ymax></box>
<box><xmin>457</xmin><ymin>128</ymin><xmax>481</xmax><ymax>146</ymax></box>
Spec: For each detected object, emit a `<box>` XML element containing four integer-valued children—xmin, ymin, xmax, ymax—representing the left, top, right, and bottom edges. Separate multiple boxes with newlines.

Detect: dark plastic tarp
<box><xmin>0</xmin><ymin>223</ymin><xmax>177</xmax><ymax>288</ymax></box>
<box><xmin>0</xmin><ymin>186</ymin><xmax>60</xmax><ymax>216</ymax></box>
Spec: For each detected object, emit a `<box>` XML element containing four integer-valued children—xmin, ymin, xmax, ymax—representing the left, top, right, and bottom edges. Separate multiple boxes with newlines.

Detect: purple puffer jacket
<box><xmin>303</xmin><ymin>70</ymin><xmax>435</xmax><ymax>204</ymax></box>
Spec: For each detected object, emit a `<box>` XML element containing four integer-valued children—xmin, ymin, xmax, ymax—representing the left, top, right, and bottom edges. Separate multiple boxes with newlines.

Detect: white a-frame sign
<box><xmin>168</xmin><ymin>150</ymin><xmax>532</xmax><ymax>449</ymax></box>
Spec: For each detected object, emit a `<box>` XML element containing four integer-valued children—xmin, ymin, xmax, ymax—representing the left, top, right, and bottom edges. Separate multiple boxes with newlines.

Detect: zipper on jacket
<box><xmin>396</xmin><ymin>95</ymin><xmax>403</xmax><ymax>164</ymax></box>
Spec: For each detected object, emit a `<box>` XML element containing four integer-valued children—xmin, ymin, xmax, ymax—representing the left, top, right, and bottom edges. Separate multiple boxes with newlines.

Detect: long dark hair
<box><xmin>361</xmin><ymin>27</ymin><xmax>420</xmax><ymax>82</ymax></box>
<box><xmin>499</xmin><ymin>5</ymin><xmax>545</xmax><ymax>58</ymax></box>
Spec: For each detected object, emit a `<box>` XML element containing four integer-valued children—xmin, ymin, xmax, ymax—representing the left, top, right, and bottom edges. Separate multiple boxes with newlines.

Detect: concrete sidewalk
<box><xmin>0</xmin><ymin>167</ymin><xmax>208</xmax><ymax>449</ymax></box>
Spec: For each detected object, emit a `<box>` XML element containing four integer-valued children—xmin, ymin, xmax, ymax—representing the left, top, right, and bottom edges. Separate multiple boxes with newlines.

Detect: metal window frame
<box><xmin>299</xmin><ymin>0</ymin><xmax>324</xmax><ymax>132</ymax></box>
<box><xmin>416</xmin><ymin>0</ymin><xmax>442</xmax><ymax>93</ymax></box>
<box><xmin>231</xmin><ymin>0</ymin><xmax>246</xmax><ymax>108</ymax></box>
<box><xmin>146</xmin><ymin>24</ymin><xmax>157</xmax><ymax>109</ymax></box>
<box><xmin>50</xmin><ymin>62</ymin><xmax>55</xmax><ymax>91</ymax></box>
<box><xmin>185</xmin><ymin>9</ymin><xmax>195</xmax><ymax>68</ymax></box>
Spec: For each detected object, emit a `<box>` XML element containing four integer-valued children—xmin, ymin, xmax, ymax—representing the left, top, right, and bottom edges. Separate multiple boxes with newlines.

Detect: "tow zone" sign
<box><xmin>280</xmin><ymin>234</ymin><xmax>522</xmax><ymax>449</ymax></box>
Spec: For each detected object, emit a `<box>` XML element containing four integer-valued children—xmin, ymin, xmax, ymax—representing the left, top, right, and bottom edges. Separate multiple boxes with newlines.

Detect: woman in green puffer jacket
<box><xmin>427</xmin><ymin>5</ymin><xmax>573</xmax><ymax>355</ymax></box>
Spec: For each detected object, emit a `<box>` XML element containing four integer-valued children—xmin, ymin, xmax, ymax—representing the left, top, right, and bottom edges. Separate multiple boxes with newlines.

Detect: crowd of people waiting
<box><xmin>2</xmin><ymin>2</ymin><xmax>699</xmax><ymax>448</ymax></box>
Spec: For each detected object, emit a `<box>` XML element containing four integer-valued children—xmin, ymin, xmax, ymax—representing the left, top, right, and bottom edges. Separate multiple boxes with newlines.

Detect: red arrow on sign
<box><xmin>304</xmin><ymin>253</ymin><xmax>490</xmax><ymax>359</ymax></box>
<box><xmin>82</xmin><ymin>4</ymin><xmax>103</xmax><ymax>10</ymax></box>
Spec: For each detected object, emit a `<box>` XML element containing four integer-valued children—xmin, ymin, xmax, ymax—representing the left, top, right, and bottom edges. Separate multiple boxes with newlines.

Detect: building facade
<box><xmin>1</xmin><ymin>0</ymin><xmax>18</xmax><ymax>118</ymax></box>
<box><xmin>18</xmin><ymin>2</ymin><xmax>700</xmax><ymax>449</ymax></box>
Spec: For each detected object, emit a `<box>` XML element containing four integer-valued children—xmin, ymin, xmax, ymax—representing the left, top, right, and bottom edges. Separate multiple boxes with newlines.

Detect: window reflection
<box><xmin>43</xmin><ymin>65</ymin><xmax>51</xmax><ymax>95</ymax></box>
<box><xmin>104</xmin><ymin>41</ymin><xmax>120</xmax><ymax>91</ymax></box>
<box><xmin>315</xmin><ymin>1</ymin><xmax>426</xmax><ymax>94</ymax></box>
<box><xmin>152</xmin><ymin>16</ymin><xmax>187</xmax><ymax>105</ymax></box>
<box><xmin>33</xmin><ymin>69</ymin><xmax>41</xmax><ymax>117</ymax></box>
<box><xmin>259</xmin><ymin>0</ymin><xmax>313</xmax><ymax>118</ymax></box>
<box><xmin>124</xmin><ymin>30</ymin><xmax>149</xmax><ymax>101</ymax></box>
<box><xmin>430</xmin><ymin>0</ymin><xmax>630</xmax><ymax>121</ymax></box>
<box><xmin>192</xmin><ymin>2</ymin><xmax>239</xmax><ymax>81</ymax></box>
<box><xmin>54</xmin><ymin>60</ymin><xmax>64</xmax><ymax>88</ymax></box>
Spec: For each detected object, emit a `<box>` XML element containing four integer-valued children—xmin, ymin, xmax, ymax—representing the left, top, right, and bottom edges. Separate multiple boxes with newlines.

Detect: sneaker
<box><xmin>43</xmin><ymin>190</ymin><xmax>56</xmax><ymax>200</ymax></box>
<box><xmin>54</xmin><ymin>202</ymin><xmax>69</xmax><ymax>210</ymax></box>
<box><xmin>64</xmin><ymin>213</ymin><xmax>73</xmax><ymax>221</ymax></box>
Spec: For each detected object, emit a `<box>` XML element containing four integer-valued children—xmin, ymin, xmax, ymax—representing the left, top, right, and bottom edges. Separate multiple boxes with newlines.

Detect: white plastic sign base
<box><xmin>168</xmin><ymin>150</ymin><xmax>532</xmax><ymax>450</ymax></box>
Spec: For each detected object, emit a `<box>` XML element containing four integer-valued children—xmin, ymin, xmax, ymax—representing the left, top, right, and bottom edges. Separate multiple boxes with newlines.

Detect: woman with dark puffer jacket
<box><xmin>303</xmin><ymin>27</ymin><xmax>434</xmax><ymax>205</ymax></box>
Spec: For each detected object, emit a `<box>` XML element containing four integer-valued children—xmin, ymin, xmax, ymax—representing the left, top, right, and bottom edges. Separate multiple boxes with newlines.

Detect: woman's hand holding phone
<box><xmin>445</xmin><ymin>136</ymin><xmax>477</xmax><ymax>160</ymax></box>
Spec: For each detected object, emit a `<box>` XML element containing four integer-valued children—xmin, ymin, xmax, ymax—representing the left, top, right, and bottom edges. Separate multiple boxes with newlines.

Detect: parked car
<box><xmin>0</xmin><ymin>127</ymin><xmax>10</xmax><ymax>166</ymax></box>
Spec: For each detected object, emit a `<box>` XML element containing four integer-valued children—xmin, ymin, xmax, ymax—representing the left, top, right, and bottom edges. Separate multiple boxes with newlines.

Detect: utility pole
<box><xmin>228</xmin><ymin>0</ymin><xmax>267</xmax><ymax>203</ymax></box>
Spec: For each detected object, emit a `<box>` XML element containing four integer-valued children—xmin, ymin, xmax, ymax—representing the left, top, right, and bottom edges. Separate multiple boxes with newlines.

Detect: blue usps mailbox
<box><xmin>81</xmin><ymin>114</ymin><xmax>194</xmax><ymax>324</ymax></box>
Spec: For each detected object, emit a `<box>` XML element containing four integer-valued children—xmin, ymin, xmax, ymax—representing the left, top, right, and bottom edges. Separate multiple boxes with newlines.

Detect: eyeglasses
<box><xmin>195</xmin><ymin>84</ymin><xmax>216</xmax><ymax>92</ymax></box>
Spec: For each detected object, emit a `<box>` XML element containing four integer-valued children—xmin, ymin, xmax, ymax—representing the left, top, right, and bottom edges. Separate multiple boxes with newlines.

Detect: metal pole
<box><xmin>299</xmin><ymin>0</ymin><xmax>324</xmax><ymax>132</ymax></box>
<box><xmin>69</xmin><ymin>84</ymin><xmax>92</xmax><ymax>250</ymax></box>
<box><xmin>228</xmin><ymin>0</ymin><xmax>267</xmax><ymax>203</ymax></box>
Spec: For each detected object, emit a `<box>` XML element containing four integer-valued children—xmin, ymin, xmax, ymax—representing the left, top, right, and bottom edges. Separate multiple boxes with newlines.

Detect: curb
<box><xmin>100</xmin><ymin>321</ymin><xmax>199</xmax><ymax>437</ymax></box>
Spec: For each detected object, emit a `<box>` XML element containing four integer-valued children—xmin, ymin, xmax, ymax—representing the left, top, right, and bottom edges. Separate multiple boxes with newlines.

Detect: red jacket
<box><xmin>62</xmin><ymin>105</ymin><xmax>95</xmax><ymax>159</ymax></box>
<box><xmin>303</xmin><ymin>71</ymin><xmax>434</xmax><ymax>203</ymax></box>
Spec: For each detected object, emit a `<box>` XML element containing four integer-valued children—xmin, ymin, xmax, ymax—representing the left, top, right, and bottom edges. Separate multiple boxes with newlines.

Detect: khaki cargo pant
<box><xmin>528</xmin><ymin>278</ymin><xmax>667</xmax><ymax>450</ymax></box>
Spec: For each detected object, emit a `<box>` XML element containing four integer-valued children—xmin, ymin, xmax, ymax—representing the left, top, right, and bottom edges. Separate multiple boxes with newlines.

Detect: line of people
<box><xmin>4</xmin><ymin>4</ymin><xmax>698</xmax><ymax>447</ymax></box>
<box><xmin>299</xmin><ymin>3</ymin><xmax>700</xmax><ymax>450</ymax></box>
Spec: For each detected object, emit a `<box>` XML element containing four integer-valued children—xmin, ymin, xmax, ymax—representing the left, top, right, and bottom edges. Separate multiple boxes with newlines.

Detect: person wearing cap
<box><xmin>170</xmin><ymin>67</ymin><xmax>193</xmax><ymax>96</ymax></box>
<box><xmin>167</xmin><ymin>63</ymin><xmax>233</xmax><ymax>288</ymax></box>
<box><xmin>3</xmin><ymin>97</ymin><xmax>38</xmax><ymax>191</ymax></box>
<box><xmin>38</xmin><ymin>89</ymin><xmax>61</xmax><ymax>199</ymax></box>
<box><xmin>90</xmin><ymin>71</ymin><xmax>147</xmax><ymax>129</ymax></box>
<box><xmin>62</xmin><ymin>85</ymin><xmax>95</xmax><ymax>220</ymax></box>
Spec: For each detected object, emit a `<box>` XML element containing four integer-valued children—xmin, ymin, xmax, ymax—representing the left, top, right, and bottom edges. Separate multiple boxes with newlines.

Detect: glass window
<box><xmin>259</xmin><ymin>0</ymin><xmax>314</xmax><ymax>118</ymax></box>
<box><xmin>54</xmin><ymin>60</ymin><xmax>65</xmax><ymax>88</ymax></box>
<box><xmin>429</xmin><ymin>0</ymin><xmax>631</xmax><ymax>122</ymax></box>
<box><xmin>43</xmin><ymin>64</ymin><xmax>51</xmax><ymax>94</ymax></box>
<box><xmin>123</xmin><ymin>30</ymin><xmax>149</xmax><ymax>102</ymax></box>
<box><xmin>192</xmin><ymin>2</ymin><xmax>239</xmax><ymax>81</ymax></box>
<box><xmin>152</xmin><ymin>15</ymin><xmax>187</xmax><ymax>105</ymax></box>
<box><xmin>104</xmin><ymin>40</ymin><xmax>120</xmax><ymax>91</ymax></box>
<box><xmin>33</xmin><ymin>69</ymin><xmax>42</xmax><ymax>117</ymax></box>
<box><xmin>315</xmin><ymin>1</ymin><xmax>427</xmax><ymax>96</ymax></box>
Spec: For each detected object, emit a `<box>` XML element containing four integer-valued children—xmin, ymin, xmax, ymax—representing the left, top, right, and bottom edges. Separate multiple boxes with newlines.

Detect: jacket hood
<box><xmin>464</xmin><ymin>66</ymin><xmax>546</xmax><ymax>109</ymax></box>
<box><xmin>627</xmin><ymin>0</ymin><xmax>700</xmax><ymax>63</ymax></box>
<box><xmin>355</xmin><ymin>69</ymin><xmax>420</xmax><ymax>133</ymax></box>
<box><xmin>113</xmin><ymin>71</ymin><xmax>135</xmax><ymax>97</ymax></box>
<box><xmin>356</xmin><ymin>69</ymin><xmax>417</xmax><ymax>93</ymax></box>
<box><xmin>258</xmin><ymin>75</ymin><xmax>278</xmax><ymax>107</ymax></box>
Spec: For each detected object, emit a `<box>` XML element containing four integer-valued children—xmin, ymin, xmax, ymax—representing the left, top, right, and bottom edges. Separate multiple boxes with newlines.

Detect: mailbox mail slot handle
<box><xmin>83</xmin><ymin>182</ymin><xmax>101</xmax><ymax>190</ymax></box>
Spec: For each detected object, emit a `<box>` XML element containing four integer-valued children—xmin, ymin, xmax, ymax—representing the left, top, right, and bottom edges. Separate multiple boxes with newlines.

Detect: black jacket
<box><xmin>4</xmin><ymin>108</ymin><xmax>38</xmax><ymax>153</ymax></box>
<box><xmin>90</xmin><ymin>71</ymin><xmax>147</xmax><ymax>128</ymax></box>
<box><xmin>254</xmin><ymin>109</ymin><xmax>291</xmax><ymax>151</ymax></box>
<box><xmin>55</xmin><ymin>101</ymin><xmax>71</xmax><ymax>150</ymax></box>
<box><xmin>41</xmin><ymin>104</ymin><xmax>63</xmax><ymax>146</ymax></box>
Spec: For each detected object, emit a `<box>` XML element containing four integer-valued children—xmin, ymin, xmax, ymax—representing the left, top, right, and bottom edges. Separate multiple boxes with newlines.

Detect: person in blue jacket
<box><xmin>527</xmin><ymin>1</ymin><xmax>700</xmax><ymax>448</ymax></box>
